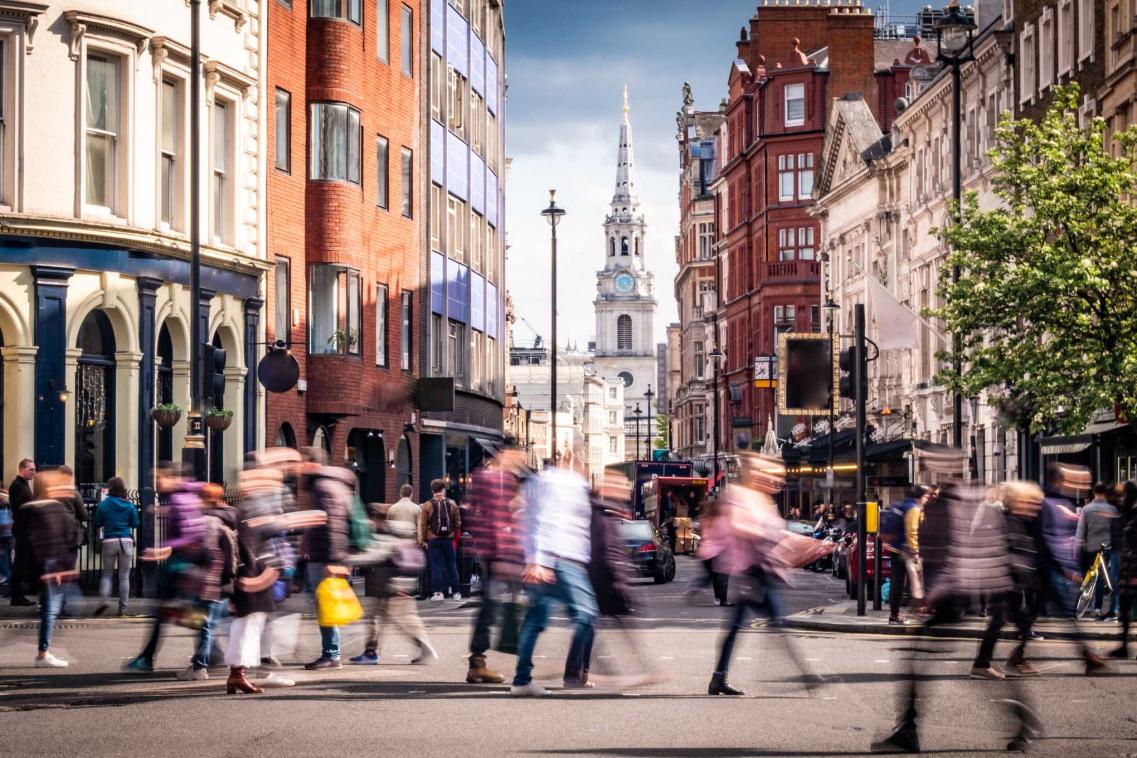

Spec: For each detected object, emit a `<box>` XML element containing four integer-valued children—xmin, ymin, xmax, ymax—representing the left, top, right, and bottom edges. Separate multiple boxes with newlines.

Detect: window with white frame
<box><xmin>472</xmin><ymin>330</ymin><xmax>484</xmax><ymax>390</ymax></box>
<box><xmin>310</xmin><ymin>264</ymin><xmax>362</xmax><ymax>355</ymax></box>
<box><xmin>311</xmin><ymin>0</ymin><xmax>362</xmax><ymax>24</ymax></box>
<box><xmin>85</xmin><ymin>53</ymin><xmax>121</xmax><ymax>213</ymax></box>
<box><xmin>430</xmin><ymin>53</ymin><xmax>443</xmax><ymax>121</ymax></box>
<box><xmin>448</xmin><ymin>66</ymin><xmax>466</xmax><ymax>139</ymax></box>
<box><xmin>797</xmin><ymin>153</ymin><xmax>814</xmax><ymax>198</ymax></box>
<box><xmin>160</xmin><ymin>78</ymin><xmax>181</xmax><ymax>229</ymax></box>
<box><xmin>376</xmin><ymin>135</ymin><xmax>388</xmax><ymax>208</ymax></box>
<box><xmin>471</xmin><ymin>211</ymin><xmax>483</xmax><ymax>272</ymax></box>
<box><xmin>487</xmin><ymin>112</ymin><xmax>497</xmax><ymax>170</ymax></box>
<box><xmin>376</xmin><ymin>0</ymin><xmax>389</xmax><ymax>63</ymax></box>
<box><xmin>1039</xmin><ymin>9</ymin><xmax>1055</xmax><ymax>90</ymax></box>
<box><xmin>401</xmin><ymin>147</ymin><xmax>413</xmax><ymax>217</ymax></box>
<box><xmin>447</xmin><ymin>195</ymin><xmax>466</xmax><ymax>261</ymax></box>
<box><xmin>487</xmin><ymin>225</ymin><xmax>498</xmax><ymax>283</ymax></box>
<box><xmin>431</xmin><ymin>183</ymin><xmax>442</xmax><ymax>251</ymax></box>
<box><xmin>777</xmin><ymin>155</ymin><xmax>794</xmax><ymax>201</ymax></box>
<box><xmin>697</xmin><ymin>221</ymin><xmax>714</xmax><ymax>259</ymax></box>
<box><xmin>1078</xmin><ymin>0</ymin><xmax>1094</xmax><ymax>62</ymax></box>
<box><xmin>471</xmin><ymin>91</ymin><xmax>484</xmax><ymax>156</ymax></box>
<box><xmin>274</xmin><ymin>88</ymin><xmax>290</xmax><ymax>172</ymax></box>
<box><xmin>275</xmin><ymin>257</ymin><xmax>291</xmax><ymax>346</ymax></box>
<box><xmin>1020</xmin><ymin>25</ymin><xmax>1037</xmax><ymax>103</ymax></box>
<box><xmin>401</xmin><ymin>5</ymin><xmax>413</xmax><ymax>76</ymax></box>
<box><xmin>694</xmin><ymin>340</ymin><xmax>705</xmax><ymax>379</ymax></box>
<box><xmin>774</xmin><ymin>304</ymin><xmax>795</xmax><ymax>324</ymax></box>
<box><xmin>375</xmin><ymin>283</ymin><xmax>388</xmax><ymax>367</ymax></box>
<box><xmin>401</xmin><ymin>290</ymin><xmax>412</xmax><ymax>370</ymax></box>
<box><xmin>1058</xmin><ymin>0</ymin><xmax>1073</xmax><ymax>75</ymax></box>
<box><xmin>430</xmin><ymin>313</ymin><xmax>443</xmax><ymax>374</ymax></box>
<box><xmin>608</xmin><ymin>411</ymin><xmax>616</xmax><ymax>425</ymax></box>
<box><xmin>609</xmin><ymin>386</ymin><xmax>617</xmax><ymax>400</ymax></box>
<box><xmin>448</xmin><ymin>319</ymin><xmax>466</xmax><ymax>384</ymax></box>
<box><xmin>212</xmin><ymin>99</ymin><xmax>232</xmax><ymax>244</ymax></box>
<box><xmin>609</xmin><ymin>437</ymin><xmax>617</xmax><ymax>454</ymax></box>
<box><xmin>777</xmin><ymin>227</ymin><xmax>815</xmax><ymax>261</ymax></box>
<box><xmin>784</xmin><ymin>83</ymin><xmax>805</xmax><ymax>127</ymax></box>
<box><xmin>311</xmin><ymin>102</ymin><xmax>361</xmax><ymax>183</ymax></box>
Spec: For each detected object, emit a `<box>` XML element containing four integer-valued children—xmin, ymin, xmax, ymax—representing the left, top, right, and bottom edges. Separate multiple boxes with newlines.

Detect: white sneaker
<box><xmin>411</xmin><ymin>640</ymin><xmax>438</xmax><ymax>665</ymax></box>
<box><xmin>453</xmin><ymin>593</ymin><xmax>463</xmax><ymax>601</ymax></box>
<box><xmin>510</xmin><ymin>683</ymin><xmax>550</xmax><ymax>697</ymax></box>
<box><xmin>176</xmin><ymin>666</ymin><xmax>209</xmax><ymax>681</ymax></box>
<box><xmin>430</xmin><ymin>592</ymin><xmax>444</xmax><ymax>601</ymax></box>
<box><xmin>35</xmin><ymin>653</ymin><xmax>69</xmax><ymax>668</ymax></box>
<box><xmin>256</xmin><ymin>672</ymin><xmax>295</xmax><ymax>688</ymax></box>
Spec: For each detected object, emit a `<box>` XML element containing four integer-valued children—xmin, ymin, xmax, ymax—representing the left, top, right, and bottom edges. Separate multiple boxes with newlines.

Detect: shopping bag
<box><xmin>316</xmin><ymin>576</ymin><xmax>363</xmax><ymax>627</ymax></box>
<box><xmin>495</xmin><ymin>600</ymin><xmax>521</xmax><ymax>655</ymax></box>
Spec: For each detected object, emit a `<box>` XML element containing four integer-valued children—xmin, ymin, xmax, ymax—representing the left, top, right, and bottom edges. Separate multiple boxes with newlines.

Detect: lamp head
<box><xmin>935</xmin><ymin>0</ymin><xmax>975</xmax><ymax>60</ymax></box>
<box><xmin>541</xmin><ymin>188</ymin><xmax>566</xmax><ymax>227</ymax></box>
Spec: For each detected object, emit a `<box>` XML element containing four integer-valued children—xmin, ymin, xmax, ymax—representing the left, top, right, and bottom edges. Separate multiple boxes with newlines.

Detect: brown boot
<box><xmin>1084</xmin><ymin>653</ymin><xmax>1109</xmax><ymax>676</ymax></box>
<box><xmin>466</xmin><ymin>654</ymin><xmax>505</xmax><ymax>684</ymax></box>
<box><xmin>226</xmin><ymin>666</ymin><xmax>265</xmax><ymax>694</ymax></box>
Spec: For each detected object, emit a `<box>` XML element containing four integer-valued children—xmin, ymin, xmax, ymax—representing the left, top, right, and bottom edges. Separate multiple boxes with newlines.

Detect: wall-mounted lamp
<box><xmin>46</xmin><ymin>379</ymin><xmax>70</xmax><ymax>404</ymax></box>
<box><xmin>388</xmin><ymin>450</ymin><xmax>396</xmax><ymax>468</ymax></box>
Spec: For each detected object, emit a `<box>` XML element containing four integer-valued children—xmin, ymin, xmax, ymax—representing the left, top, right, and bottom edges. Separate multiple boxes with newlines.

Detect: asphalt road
<box><xmin>1</xmin><ymin>559</ymin><xmax>1133</xmax><ymax>757</ymax></box>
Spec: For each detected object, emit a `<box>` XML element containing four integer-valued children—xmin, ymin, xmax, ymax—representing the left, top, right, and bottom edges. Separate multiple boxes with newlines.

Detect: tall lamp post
<box><xmin>541</xmin><ymin>190</ymin><xmax>565</xmax><ymax>463</ymax></box>
<box><xmin>709</xmin><ymin>346</ymin><xmax>724</xmax><ymax>494</ymax></box>
<box><xmin>936</xmin><ymin>0</ymin><xmax>975</xmax><ymax>450</ymax></box>
<box><xmin>824</xmin><ymin>296</ymin><xmax>840</xmax><ymax>495</ymax></box>
<box><xmin>632</xmin><ymin>403</ymin><xmax>643</xmax><ymax>462</ymax></box>
<box><xmin>644</xmin><ymin>384</ymin><xmax>655</xmax><ymax>460</ymax></box>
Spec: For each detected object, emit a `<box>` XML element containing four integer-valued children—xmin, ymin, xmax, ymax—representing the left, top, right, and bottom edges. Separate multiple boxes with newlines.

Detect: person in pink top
<box><xmin>693</xmin><ymin>498</ymin><xmax>731</xmax><ymax>606</ymax></box>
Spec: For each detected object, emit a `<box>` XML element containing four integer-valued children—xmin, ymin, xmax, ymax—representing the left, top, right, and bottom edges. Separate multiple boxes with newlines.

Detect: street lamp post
<box><xmin>644</xmin><ymin>384</ymin><xmax>655</xmax><ymax>460</ymax></box>
<box><xmin>541</xmin><ymin>190</ymin><xmax>565</xmax><ymax>464</ymax></box>
<box><xmin>632</xmin><ymin>403</ymin><xmax>642</xmax><ymax>462</ymax></box>
<box><xmin>824</xmin><ymin>296</ymin><xmax>840</xmax><ymax>495</ymax></box>
<box><xmin>709</xmin><ymin>346</ymin><xmax>725</xmax><ymax>494</ymax></box>
<box><xmin>183</xmin><ymin>0</ymin><xmax>206</xmax><ymax>478</ymax></box>
<box><xmin>936</xmin><ymin>0</ymin><xmax>975</xmax><ymax>450</ymax></box>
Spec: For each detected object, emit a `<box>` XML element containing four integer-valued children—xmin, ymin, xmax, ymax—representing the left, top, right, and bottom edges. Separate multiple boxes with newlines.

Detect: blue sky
<box><xmin>503</xmin><ymin>0</ymin><xmax>929</xmax><ymax>348</ymax></box>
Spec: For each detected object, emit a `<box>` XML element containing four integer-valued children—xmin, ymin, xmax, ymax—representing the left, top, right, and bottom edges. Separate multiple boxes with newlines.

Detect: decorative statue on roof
<box><xmin>682</xmin><ymin>81</ymin><xmax>693</xmax><ymax>110</ymax></box>
<box><xmin>904</xmin><ymin>35</ymin><xmax>933</xmax><ymax>65</ymax></box>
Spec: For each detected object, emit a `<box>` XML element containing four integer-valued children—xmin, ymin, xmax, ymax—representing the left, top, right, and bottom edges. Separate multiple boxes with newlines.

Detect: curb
<box><xmin>783</xmin><ymin>608</ymin><xmax>1126</xmax><ymax>642</ymax></box>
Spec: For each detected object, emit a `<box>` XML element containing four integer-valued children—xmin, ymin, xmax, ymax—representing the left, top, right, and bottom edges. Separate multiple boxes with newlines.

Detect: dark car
<box><xmin>619</xmin><ymin>519</ymin><xmax>676</xmax><ymax>584</ymax></box>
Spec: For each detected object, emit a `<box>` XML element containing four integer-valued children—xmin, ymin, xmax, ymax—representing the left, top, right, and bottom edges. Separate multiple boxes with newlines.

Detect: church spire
<box><xmin>612</xmin><ymin>85</ymin><xmax>639</xmax><ymax>213</ymax></box>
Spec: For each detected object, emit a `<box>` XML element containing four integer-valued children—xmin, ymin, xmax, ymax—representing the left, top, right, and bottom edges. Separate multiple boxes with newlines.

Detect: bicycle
<box><xmin>1075</xmin><ymin>543</ymin><xmax>1114</xmax><ymax>619</ymax></box>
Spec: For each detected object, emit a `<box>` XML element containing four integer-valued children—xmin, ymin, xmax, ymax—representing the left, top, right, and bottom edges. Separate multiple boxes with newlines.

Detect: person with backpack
<box><xmin>126</xmin><ymin>464</ymin><xmax>207</xmax><ymax>673</ymax></box>
<box><xmin>419</xmin><ymin>479</ymin><xmax>462</xmax><ymax>600</ymax></box>
<box><xmin>301</xmin><ymin>463</ymin><xmax>353</xmax><ymax>670</ymax></box>
<box><xmin>177</xmin><ymin>484</ymin><xmax>238</xmax><ymax>682</ymax></box>
<box><xmin>883</xmin><ymin>484</ymin><xmax>930</xmax><ymax>625</ymax></box>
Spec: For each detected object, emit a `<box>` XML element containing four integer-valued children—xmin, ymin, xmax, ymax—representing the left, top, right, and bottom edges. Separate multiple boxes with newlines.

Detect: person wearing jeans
<box><xmin>301</xmin><ymin>461</ymin><xmax>352</xmax><ymax>671</ymax></box>
<box><xmin>426</xmin><ymin>538</ymin><xmax>459</xmax><ymax>599</ymax></box>
<box><xmin>94</xmin><ymin>478</ymin><xmax>139</xmax><ymax>615</ymax></box>
<box><xmin>25</xmin><ymin>470</ymin><xmax>80</xmax><ymax>668</ymax></box>
<box><xmin>419</xmin><ymin>480</ymin><xmax>462</xmax><ymax>600</ymax></box>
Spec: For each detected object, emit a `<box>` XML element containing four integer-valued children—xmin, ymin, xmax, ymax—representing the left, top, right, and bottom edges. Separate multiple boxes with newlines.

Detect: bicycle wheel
<box><xmin>1075</xmin><ymin>569</ymin><xmax>1097</xmax><ymax>618</ymax></box>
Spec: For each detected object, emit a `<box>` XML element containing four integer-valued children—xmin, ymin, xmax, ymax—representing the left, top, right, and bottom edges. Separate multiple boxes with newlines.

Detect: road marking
<box><xmin>408</xmin><ymin>690</ymin><xmax>426</xmax><ymax>694</ymax></box>
<box><xmin>393</xmin><ymin>654</ymin><xmax>409</xmax><ymax>658</ymax></box>
<box><xmin>659</xmin><ymin>656</ymin><xmax>675</xmax><ymax>660</ymax></box>
<box><xmin>598</xmin><ymin>656</ymin><xmax>613</xmax><ymax>659</ymax></box>
<box><xmin>822</xmin><ymin>696</ymin><xmax>839</xmax><ymax>700</ymax></box>
<box><xmin>738</xmin><ymin>657</ymin><xmax>752</xmax><ymax>661</ymax></box>
<box><xmin>874</xmin><ymin>659</ymin><xmax>891</xmax><ymax>663</ymax></box>
<box><xmin>534</xmin><ymin>655</ymin><xmax>547</xmax><ymax>659</ymax></box>
<box><xmin>805</xmin><ymin>658</ymin><xmax>820</xmax><ymax>662</ymax></box>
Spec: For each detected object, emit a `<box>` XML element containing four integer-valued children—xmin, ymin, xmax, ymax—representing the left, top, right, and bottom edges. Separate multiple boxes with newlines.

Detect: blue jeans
<box><xmin>0</xmin><ymin>536</ymin><xmax>11</xmax><ymax>588</ymax></box>
<box><xmin>512</xmin><ymin>560</ymin><xmax>598</xmax><ymax>687</ymax></box>
<box><xmin>307</xmin><ymin>562</ymin><xmax>340</xmax><ymax>659</ymax></box>
<box><xmin>427</xmin><ymin>538</ymin><xmax>460</xmax><ymax>596</ymax></box>
<box><xmin>38</xmin><ymin>566</ymin><xmax>65</xmax><ymax>652</ymax></box>
<box><xmin>191</xmin><ymin>599</ymin><xmax>227</xmax><ymax>669</ymax></box>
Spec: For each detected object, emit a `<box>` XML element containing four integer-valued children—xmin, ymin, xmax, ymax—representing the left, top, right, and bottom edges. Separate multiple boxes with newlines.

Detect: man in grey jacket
<box><xmin>1076</xmin><ymin>483</ymin><xmax>1119</xmax><ymax>619</ymax></box>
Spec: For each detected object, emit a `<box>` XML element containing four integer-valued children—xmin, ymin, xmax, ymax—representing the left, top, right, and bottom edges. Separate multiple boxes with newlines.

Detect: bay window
<box><xmin>311</xmin><ymin>0</ymin><xmax>362</xmax><ymax>24</ymax></box>
<box><xmin>310</xmin><ymin>264</ymin><xmax>362</xmax><ymax>355</ymax></box>
<box><xmin>85</xmin><ymin>53</ymin><xmax>121</xmax><ymax>212</ymax></box>
<box><xmin>310</xmin><ymin>102</ymin><xmax>361</xmax><ymax>184</ymax></box>
<box><xmin>777</xmin><ymin>155</ymin><xmax>794</xmax><ymax>201</ymax></box>
<box><xmin>797</xmin><ymin>153</ymin><xmax>814</xmax><ymax>198</ymax></box>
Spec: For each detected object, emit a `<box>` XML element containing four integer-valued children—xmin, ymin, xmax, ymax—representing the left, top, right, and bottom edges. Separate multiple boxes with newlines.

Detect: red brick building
<box><xmin>266</xmin><ymin>1</ymin><xmax>425</xmax><ymax>503</ymax></box>
<box><xmin>710</xmin><ymin>0</ymin><xmax>906</xmax><ymax>449</ymax></box>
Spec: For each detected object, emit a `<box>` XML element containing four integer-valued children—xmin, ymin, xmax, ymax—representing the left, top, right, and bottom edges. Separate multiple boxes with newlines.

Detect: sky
<box><xmin>503</xmin><ymin>0</ymin><xmax>928</xmax><ymax>349</ymax></box>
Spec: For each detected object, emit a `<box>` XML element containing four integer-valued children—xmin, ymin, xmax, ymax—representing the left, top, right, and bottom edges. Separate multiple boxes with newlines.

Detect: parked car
<box><xmin>786</xmin><ymin>520</ymin><xmax>815</xmax><ymax>537</ymax></box>
<box><xmin>619</xmin><ymin>519</ymin><xmax>676</xmax><ymax>584</ymax></box>
<box><xmin>844</xmin><ymin>531</ymin><xmax>890</xmax><ymax>601</ymax></box>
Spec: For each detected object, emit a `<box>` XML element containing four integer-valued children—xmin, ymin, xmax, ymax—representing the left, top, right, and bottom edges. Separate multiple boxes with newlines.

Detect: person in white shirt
<box><xmin>510</xmin><ymin>452</ymin><xmax>597</xmax><ymax>696</ymax></box>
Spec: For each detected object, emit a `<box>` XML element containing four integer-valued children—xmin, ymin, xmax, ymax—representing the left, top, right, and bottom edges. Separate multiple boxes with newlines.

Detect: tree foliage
<box><xmin>933</xmin><ymin>85</ymin><xmax>1137</xmax><ymax>434</ymax></box>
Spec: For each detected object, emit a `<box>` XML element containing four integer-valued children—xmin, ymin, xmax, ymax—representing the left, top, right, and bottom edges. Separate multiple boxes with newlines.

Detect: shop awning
<box><xmin>473</xmin><ymin>437</ymin><xmax>503</xmax><ymax>457</ymax></box>
<box><xmin>1040</xmin><ymin>434</ymin><xmax>1092</xmax><ymax>456</ymax></box>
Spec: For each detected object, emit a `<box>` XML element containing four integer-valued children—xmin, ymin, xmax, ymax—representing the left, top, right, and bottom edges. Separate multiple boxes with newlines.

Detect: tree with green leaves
<box><xmin>933</xmin><ymin>84</ymin><xmax>1137</xmax><ymax>435</ymax></box>
<box><xmin>654</xmin><ymin>413</ymin><xmax>669</xmax><ymax>450</ymax></box>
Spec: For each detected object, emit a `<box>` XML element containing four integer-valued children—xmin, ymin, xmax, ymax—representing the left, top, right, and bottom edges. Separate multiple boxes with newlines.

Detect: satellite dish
<box><xmin>257</xmin><ymin>348</ymin><xmax>300</xmax><ymax>393</ymax></box>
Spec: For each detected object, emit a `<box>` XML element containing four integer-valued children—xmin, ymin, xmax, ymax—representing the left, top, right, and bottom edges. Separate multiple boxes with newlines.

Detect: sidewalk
<box><xmin>783</xmin><ymin>600</ymin><xmax>1126</xmax><ymax>641</ymax></box>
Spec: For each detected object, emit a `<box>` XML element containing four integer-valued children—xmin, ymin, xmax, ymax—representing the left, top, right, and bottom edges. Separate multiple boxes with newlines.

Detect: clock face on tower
<box><xmin>614</xmin><ymin>272</ymin><xmax>635</xmax><ymax>293</ymax></box>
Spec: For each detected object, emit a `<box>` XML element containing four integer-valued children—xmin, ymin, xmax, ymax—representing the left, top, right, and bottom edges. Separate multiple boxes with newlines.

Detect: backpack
<box><xmin>348</xmin><ymin>494</ymin><xmax>375</xmax><ymax>552</ymax></box>
<box><xmin>428</xmin><ymin>498</ymin><xmax>456</xmax><ymax>538</ymax></box>
<box><xmin>880</xmin><ymin>504</ymin><xmax>905</xmax><ymax>550</ymax></box>
<box><xmin>205</xmin><ymin>515</ymin><xmax>238</xmax><ymax>592</ymax></box>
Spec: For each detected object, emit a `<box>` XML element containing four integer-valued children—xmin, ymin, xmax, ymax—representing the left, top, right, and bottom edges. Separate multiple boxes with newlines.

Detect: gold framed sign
<box><xmin>777</xmin><ymin>332</ymin><xmax>838</xmax><ymax>416</ymax></box>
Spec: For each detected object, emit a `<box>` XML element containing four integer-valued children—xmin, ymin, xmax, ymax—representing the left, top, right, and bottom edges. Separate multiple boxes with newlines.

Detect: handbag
<box><xmin>316</xmin><ymin>576</ymin><xmax>363</xmax><ymax>627</ymax></box>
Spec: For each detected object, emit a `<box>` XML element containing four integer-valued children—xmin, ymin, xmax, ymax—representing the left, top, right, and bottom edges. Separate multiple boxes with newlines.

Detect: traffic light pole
<box><xmin>855</xmin><ymin>303</ymin><xmax>868</xmax><ymax>617</ymax></box>
<box><xmin>184</xmin><ymin>0</ymin><xmax>206</xmax><ymax>480</ymax></box>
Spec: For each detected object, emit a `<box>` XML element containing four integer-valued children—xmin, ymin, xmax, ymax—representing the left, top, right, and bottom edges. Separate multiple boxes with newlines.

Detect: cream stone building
<box><xmin>0</xmin><ymin>1</ymin><xmax>267</xmax><ymax>494</ymax></box>
<box><xmin>813</xmin><ymin>14</ymin><xmax>1019</xmax><ymax>484</ymax></box>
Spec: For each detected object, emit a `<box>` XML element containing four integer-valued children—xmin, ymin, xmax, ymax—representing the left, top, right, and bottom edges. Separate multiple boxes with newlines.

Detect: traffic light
<box><xmin>838</xmin><ymin>347</ymin><xmax>858</xmax><ymax>403</ymax></box>
<box><xmin>202</xmin><ymin>343</ymin><xmax>227</xmax><ymax>402</ymax></box>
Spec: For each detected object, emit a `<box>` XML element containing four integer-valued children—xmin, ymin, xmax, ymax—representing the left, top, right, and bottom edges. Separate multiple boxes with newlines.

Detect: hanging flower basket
<box><xmin>151</xmin><ymin>404</ymin><xmax>182</xmax><ymax>429</ymax></box>
<box><xmin>204</xmin><ymin>409</ymin><xmax>234</xmax><ymax>432</ymax></box>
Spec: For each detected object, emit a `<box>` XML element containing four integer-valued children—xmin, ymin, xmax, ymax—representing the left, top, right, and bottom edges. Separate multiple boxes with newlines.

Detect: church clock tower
<box><xmin>594</xmin><ymin>88</ymin><xmax>657</xmax><ymax>455</ymax></box>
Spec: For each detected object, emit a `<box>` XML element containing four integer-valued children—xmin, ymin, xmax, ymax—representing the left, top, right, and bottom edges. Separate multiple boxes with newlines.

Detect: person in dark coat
<box><xmin>301</xmin><ymin>464</ymin><xmax>353</xmax><ymax>670</ymax></box>
<box><xmin>1109</xmin><ymin>481</ymin><xmax>1137</xmax><ymax>659</ymax></box>
<box><xmin>225</xmin><ymin>492</ymin><xmax>283</xmax><ymax>695</ymax></box>
<box><xmin>26</xmin><ymin>470</ymin><xmax>80</xmax><ymax>668</ymax></box>
<box><xmin>8</xmin><ymin>457</ymin><xmax>37</xmax><ymax>606</ymax></box>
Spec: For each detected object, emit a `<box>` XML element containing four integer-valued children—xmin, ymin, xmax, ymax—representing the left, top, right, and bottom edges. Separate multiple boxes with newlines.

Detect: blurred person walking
<box><xmin>882</xmin><ymin>485</ymin><xmax>929</xmax><ymax>625</ymax></box>
<box><xmin>1076</xmin><ymin>483</ymin><xmax>1119</xmax><ymax>620</ymax></box>
<box><xmin>1108</xmin><ymin>481</ymin><xmax>1137</xmax><ymax>659</ymax></box>
<box><xmin>93</xmin><ymin>477</ymin><xmax>140</xmax><ymax>616</ymax></box>
<box><xmin>707</xmin><ymin>453</ymin><xmax>829</xmax><ymax>697</ymax></box>
<box><xmin>692</xmin><ymin>496</ymin><xmax>731</xmax><ymax>607</ymax></box>
<box><xmin>26</xmin><ymin>470</ymin><xmax>80</xmax><ymax>667</ymax></box>
<box><xmin>464</xmin><ymin>452</ymin><xmax>526</xmax><ymax>684</ymax></box>
<box><xmin>302</xmin><ymin>463</ymin><xmax>353</xmax><ymax>670</ymax></box>
<box><xmin>511</xmin><ymin>452</ymin><xmax>596</xmax><ymax>697</ymax></box>
<box><xmin>125</xmin><ymin>464</ymin><xmax>206</xmax><ymax>673</ymax></box>
<box><xmin>420</xmin><ymin>480</ymin><xmax>462</xmax><ymax>600</ymax></box>
<box><xmin>8</xmin><ymin>457</ymin><xmax>37</xmax><ymax>606</ymax></box>
<box><xmin>993</xmin><ymin>481</ymin><xmax>1047</xmax><ymax>678</ymax></box>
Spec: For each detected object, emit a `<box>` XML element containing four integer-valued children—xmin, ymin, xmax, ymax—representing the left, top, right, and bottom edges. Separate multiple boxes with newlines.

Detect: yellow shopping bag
<box><xmin>316</xmin><ymin>576</ymin><xmax>363</xmax><ymax>627</ymax></box>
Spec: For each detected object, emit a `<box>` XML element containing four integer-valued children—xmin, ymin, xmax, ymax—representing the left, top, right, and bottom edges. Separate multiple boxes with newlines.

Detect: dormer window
<box><xmin>784</xmin><ymin>83</ymin><xmax>805</xmax><ymax>127</ymax></box>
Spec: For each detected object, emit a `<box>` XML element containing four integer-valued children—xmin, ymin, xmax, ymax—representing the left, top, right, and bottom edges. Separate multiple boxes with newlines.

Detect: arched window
<box><xmin>608</xmin><ymin>237</ymin><xmax>615</xmax><ymax>257</ymax></box>
<box><xmin>617</xmin><ymin>314</ymin><xmax>632</xmax><ymax>351</ymax></box>
<box><xmin>156</xmin><ymin>323</ymin><xmax>174</xmax><ymax>463</ymax></box>
<box><xmin>634</xmin><ymin>236</ymin><xmax>640</xmax><ymax>256</ymax></box>
<box><xmin>274</xmin><ymin>422</ymin><xmax>297</xmax><ymax>448</ymax></box>
<box><xmin>76</xmin><ymin>310</ymin><xmax>116</xmax><ymax>487</ymax></box>
<box><xmin>620</xmin><ymin>237</ymin><xmax>629</xmax><ymax>255</ymax></box>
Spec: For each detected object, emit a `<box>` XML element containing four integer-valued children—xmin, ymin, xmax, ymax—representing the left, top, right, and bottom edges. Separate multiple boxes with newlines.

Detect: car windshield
<box><xmin>619</xmin><ymin>521</ymin><xmax>654</xmax><ymax>541</ymax></box>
